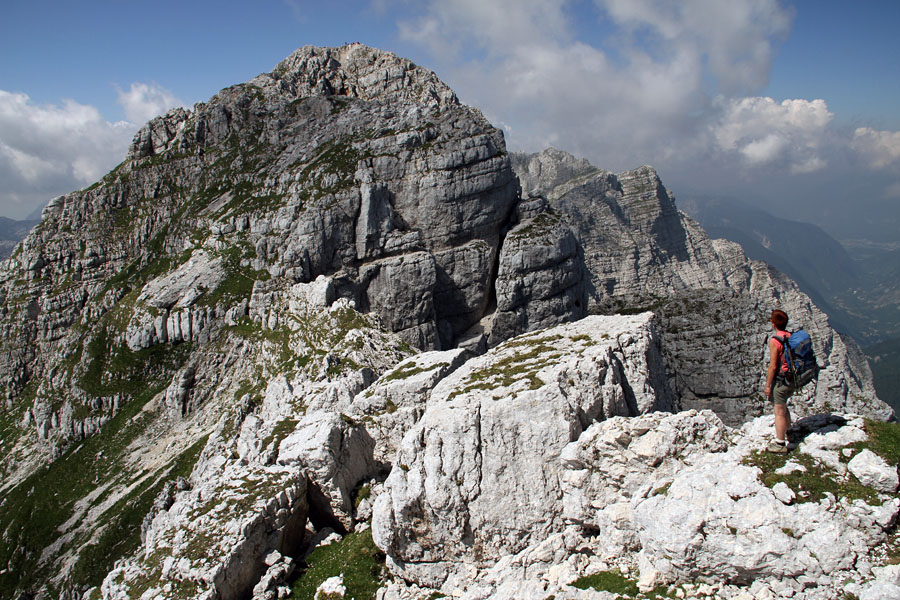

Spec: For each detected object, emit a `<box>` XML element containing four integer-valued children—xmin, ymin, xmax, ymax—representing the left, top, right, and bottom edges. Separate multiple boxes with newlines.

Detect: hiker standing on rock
<box><xmin>765</xmin><ymin>309</ymin><xmax>793</xmax><ymax>453</ymax></box>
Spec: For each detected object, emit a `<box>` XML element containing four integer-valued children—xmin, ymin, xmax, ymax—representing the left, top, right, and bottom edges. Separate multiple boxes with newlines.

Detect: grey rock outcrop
<box><xmin>490</xmin><ymin>206</ymin><xmax>587</xmax><ymax>345</ymax></box>
<box><xmin>0</xmin><ymin>43</ymin><xmax>520</xmax><ymax>493</ymax></box>
<box><xmin>375</xmin><ymin>409</ymin><xmax>899</xmax><ymax>600</ymax></box>
<box><xmin>100</xmin><ymin>278</ymin><xmax>415</xmax><ymax>600</ymax></box>
<box><xmin>346</xmin><ymin>348</ymin><xmax>470</xmax><ymax>465</ymax></box>
<box><xmin>511</xmin><ymin>148</ymin><xmax>891</xmax><ymax>425</ymax></box>
<box><xmin>372</xmin><ymin>313</ymin><xmax>673</xmax><ymax>588</ymax></box>
<box><xmin>0</xmin><ymin>43</ymin><xmax>894</xmax><ymax>600</ymax></box>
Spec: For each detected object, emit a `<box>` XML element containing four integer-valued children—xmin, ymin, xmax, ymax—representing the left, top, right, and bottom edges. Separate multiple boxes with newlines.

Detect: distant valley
<box><xmin>681</xmin><ymin>196</ymin><xmax>900</xmax><ymax>410</ymax></box>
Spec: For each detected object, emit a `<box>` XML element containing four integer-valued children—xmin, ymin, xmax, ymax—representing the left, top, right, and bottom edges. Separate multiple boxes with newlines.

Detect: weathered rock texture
<box><xmin>511</xmin><ymin>148</ymin><xmax>890</xmax><ymax>425</ymax></box>
<box><xmin>373</xmin><ymin>314</ymin><xmax>673</xmax><ymax>588</ymax></box>
<box><xmin>0</xmin><ymin>45</ymin><xmax>894</xmax><ymax>600</ymax></box>
<box><xmin>490</xmin><ymin>205</ymin><xmax>588</xmax><ymax>345</ymax></box>
<box><xmin>375</xmin><ymin>407</ymin><xmax>900</xmax><ymax>600</ymax></box>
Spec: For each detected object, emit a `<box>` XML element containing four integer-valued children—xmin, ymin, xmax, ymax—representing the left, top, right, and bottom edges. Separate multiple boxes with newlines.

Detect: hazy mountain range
<box><xmin>0</xmin><ymin>216</ymin><xmax>39</xmax><ymax>260</ymax></box>
<box><xmin>680</xmin><ymin>195</ymin><xmax>900</xmax><ymax>408</ymax></box>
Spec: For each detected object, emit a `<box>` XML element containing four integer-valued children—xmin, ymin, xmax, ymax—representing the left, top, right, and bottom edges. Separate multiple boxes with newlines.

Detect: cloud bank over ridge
<box><xmin>0</xmin><ymin>0</ymin><xmax>897</xmax><ymax>239</ymax></box>
<box><xmin>0</xmin><ymin>84</ymin><xmax>183</xmax><ymax>219</ymax></box>
<box><xmin>390</xmin><ymin>0</ymin><xmax>900</xmax><ymax>237</ymax></box>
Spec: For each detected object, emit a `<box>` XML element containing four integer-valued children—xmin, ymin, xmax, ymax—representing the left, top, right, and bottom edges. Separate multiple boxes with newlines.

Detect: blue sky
<box><xmin>2</xmin><ymin>0</ymin><xmax>899</xmax><ymax>242</ymax></box>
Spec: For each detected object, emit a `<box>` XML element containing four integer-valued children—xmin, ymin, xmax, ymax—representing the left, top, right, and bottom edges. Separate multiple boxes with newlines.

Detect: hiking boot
<box><xmin>766</xmin><ymin>440</ymin><xmax>789</xmax><ymax>454</ymax></box>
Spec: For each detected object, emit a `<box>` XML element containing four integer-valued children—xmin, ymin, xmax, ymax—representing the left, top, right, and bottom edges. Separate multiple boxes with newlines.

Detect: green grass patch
<box><xmin>508</xmin><ymin>210</ymin><xmax>562</xmax><ymax>240</ymax></box>
<box><xmin>197</xmin><ymin>245</ymin><xmax>268</xmax><ymax>308</ymax></box>
<box><xmin>290</xmin><ymin>528</ymin><xmax>386</xmax><ymax>600</ymax></box>
<box><xmin>651</xmin><ymin>482</ymin><xmax>672</xmax><ymax>497</ymax></box>
<box><xmin>215</xmin><ymin>180</ymin><xmax>286</xmax><ymax>218</ymax></box>
<box><xmin>68</xmin><ymin>433</ymin><xmax>207</xmax><ymax>590</ymax></box>
<box><xmin>353</xmin><ymin>484</ymin><xmax>372</xmax><ymax>509</ymax></box>
<box><xmin>262</xmin><ymin>418</ymin><xmax>299</xmax><ymax>450</ymax></box>
<box><xmin>452</xmin><ymin>336</ymin><xmax>562</xmax><ymax>397</ymax></box>
<box><xmin>570</xmin><ymin>570</ymin><xmax>676</xmax><ymax>599</ymax></box>
<box><xmin>857</xmin><ymin>419</ymin><xmax>900</xmax><ymax>466</ymax></box>
<box><xmin>883</xmin><ymin>530</ymin><xmax>900</xmax><ymax>565</ymax></box>
<box><xmin>78</xmin><ymin>325</ymin><xmax>193</xmax><ymax>397</ymax></box>
<box><xmin>0</xmin><ymin>382</ymin><xmax>171</xmax><ymax>598</ymax></box>
<box><xmin>743</xmin><ymin>450</ymin><xmax>882</xmax><ymax>505</ymax></box>
<box><xmin>571</xmin><ymin>570</ymin><xmax>639</xmax><ymax>596</ymax></box>
<box><xmin>225</xmin><ymin>319</ymin><xmax>303</xmax><ymax>372</ymax></box>
<box><xmin>382</xmin><ymin>361</ymin><xmax>446</xmax><ymax>382</ymax></box>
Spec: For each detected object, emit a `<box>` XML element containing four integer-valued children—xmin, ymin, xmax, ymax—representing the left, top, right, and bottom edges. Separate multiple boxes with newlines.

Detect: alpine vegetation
<box><xmin>0</xmin><ymin>44</ymin><xmax>895</xmax><ymax>600</ymax></box>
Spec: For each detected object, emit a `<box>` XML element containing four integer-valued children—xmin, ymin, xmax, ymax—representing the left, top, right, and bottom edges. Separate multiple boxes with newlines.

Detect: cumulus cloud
<box><xmin>0</xmin><ymin>83</ymin><xmax>182</xmax><ymax>218</ymax></box>
<box><xmin>710</xmin><ymin>96</ymin><xmax>833</xmax><ymax>173</ymax></box>
<box><xmin>391</xmin><ymin>0</ymin><xmax>797</xmax><ymax>173</ymax></box>
<box><xmin>0</xmin><ymin>91</ymin><xmax>131</xmax><ymax>216</ymax></box>
<box><xmin>883</xmin><ymin>182</ymin><xmax>900</xmax><ymax>199</ymax></box>
<box><xmin>852</xmin><ymin>127</ymin><xmax>900</xmax><ymax>169</ymax></box>
<box><xmin>116</xmin><ymin>82</ymin><xmax>184</xmax><ymax>125</ymax></box>
<box><xmin>599</xmin><ymin>0</ymin><xmax>792</xmax><ymax>94</ymax></box>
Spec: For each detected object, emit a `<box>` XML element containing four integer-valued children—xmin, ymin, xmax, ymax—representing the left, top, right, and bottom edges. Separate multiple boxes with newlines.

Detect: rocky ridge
<box><xmin>511</xmin><ymin>148</ymin><xmax>886</xmax><ymax>425</ymax></box>
<box><xmin>0</xmin><ymin>45</ymin><xmax>894</xmax><ymax>600</ymax></box>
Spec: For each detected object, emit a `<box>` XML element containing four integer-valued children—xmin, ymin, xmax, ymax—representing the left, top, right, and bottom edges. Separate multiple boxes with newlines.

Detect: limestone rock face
<box><xmin>0</xmin><ymin>44</ymin><xmax>895</xmax><ymax>600</ymax></box>
<box><xmin>490</xmin><ymin>207</ymin><xmax>587</xmax><ymax>345</ymax></box>
<box><xmin>560</xmin><ymin>410</ymin><xmax>729</xmax><ymax>553</ymax></box>
<box><xmin>372</xmin><ymin>313</ymin><xmax>673</xmax><ymax>588</ymax></box>
<box><xmin>0</xmin><ymin>43</ymin><xmax>521</xmax><ymax>503</ymax></box>
<box><xmin>511</xmin><ymin>148</ymin><xmax>891</xmax><ymax>424</ymax></box>
<box><xmin>345</xmin><ymin>348</ymin><xmax>470</xmax><ymax>465</ymax></box>
<box><xmin>630</xmin><ymin>415</ymin><xmax>900</xmax><ymax>591</ymax></box>
<box><xmin>98</xmin><ymin>278</ymin><xmax>415</xmax><ymax>600</ymax></box>
<box><xmin>375</xmin><ymin>410</ymin><xmax>899</xmax><ymax>600</ymax></box>
<box><xmin>103</xmin><ymin>463</ymin><xmax>308</xmax><ymax>600</ymax></box>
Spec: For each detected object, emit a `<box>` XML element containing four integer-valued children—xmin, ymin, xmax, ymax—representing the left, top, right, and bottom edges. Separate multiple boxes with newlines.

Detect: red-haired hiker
<box><xmin>765</xmin><ymin>309</ymin><xmax>793</xmax><ymax>453</ymax></box>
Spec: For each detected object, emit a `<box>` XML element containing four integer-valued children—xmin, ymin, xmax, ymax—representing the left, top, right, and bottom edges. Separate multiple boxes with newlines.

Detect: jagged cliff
<box><xmin>0</xmin><ymin>45</ymin><xmax>895</xmax><ymax>600</ymax></box>
<box><xmin>511</xmin><ymin>148</ymin><xmax>886</xmax><ymax>425</ymax></box>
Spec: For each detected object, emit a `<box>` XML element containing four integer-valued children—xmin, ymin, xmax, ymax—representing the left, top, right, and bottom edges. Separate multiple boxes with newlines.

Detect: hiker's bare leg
<box><xmin>774</xmin><ymin>403</ymin><xmax>791</xmax><ymax>442</ymax></box>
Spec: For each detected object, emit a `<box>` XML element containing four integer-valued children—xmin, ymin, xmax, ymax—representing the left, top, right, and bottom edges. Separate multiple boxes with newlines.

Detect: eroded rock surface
<box><xmin>511</xmin><ymin>148</ymin><xmax>890</xmax><ymax>425</ymax></box>
<box><xmin>376</xmin><ymin>409</ymin><xmax>900</xmax><ymax>600</ymax></box>
<box><xmin>373</xmin><ymin>313</ymin><xmax>673</xmax><ymax>588</ymax></box>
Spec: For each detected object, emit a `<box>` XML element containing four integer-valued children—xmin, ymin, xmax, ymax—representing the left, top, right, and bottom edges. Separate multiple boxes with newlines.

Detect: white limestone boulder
<box><xmin>278</xmin><ymin>411</ymin><xmax>377</xmax><ymax>528</ymax></box>
<box><xmin>560</xmin><ymin>409</ymin><xmax>728</xmax><ymax>557</ymax></box>
<box><xmin>102</xmin><ymin>462</ymin><xmax>308</xmax><ymax>600</ymax></box>
<box><xmin>849</xmin><ymin>449</ymin><xmax>899</xmax><ymax>494</ymax></box>
<box><xmin>372</xmin><ymin>313</ymin><xmax>673</xmax><ymax>588</ymax></box>
<box><xmin>346</xmin><ymin>348</ymin><xmax>469</xmax><ymax>465</ymax></box>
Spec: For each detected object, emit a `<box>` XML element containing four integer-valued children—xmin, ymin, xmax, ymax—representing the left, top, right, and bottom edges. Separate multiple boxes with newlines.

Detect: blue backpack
<box><xmin>773</xmin><ymin>328</ymin><xmax>819</xmax><ymax>389</ymax></box>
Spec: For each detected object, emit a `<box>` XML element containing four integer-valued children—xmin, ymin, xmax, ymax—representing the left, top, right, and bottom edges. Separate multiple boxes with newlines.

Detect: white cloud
<box><xmin>116</xmin><ymin>82</ymin><xmax>184</xmax><ymax>125</ymax></box>
<box><xmin>390</xmin><ymin>0</ymin><xmax>799</xmax><ymax>174</ymax></box>
<box><xmin>883</xmin><ymin>181</ymin><xmax>900</xmax><ymax>199</ymax></box>
<box><xmin>398</xmin><ymin>0</ymin><xmax>572</xmax><ymax>56</ymax></box>
<box><xmin>739</xmin><ymin>133</ymin><xmax>788</xmax><ymax>165</ymax></box>
<box><xmin>0</xmin><ymin>88</ymin><xmax>159</xmax><ymax>218</ymax></box>
<box><xmin>710</xmin><ymin>96</ymin><xmax>833</xmax><ymax>172</ymax></box>
<box><xmin>0</xmin><ymin>82</ymin><xmax>184</xmax><ymax>218</ymax></box>
<box><xmin>598</xmin><ymin>0</ymin><xmax>792</xmax><ymax>94</ymax></box>
<box><xmin>852</xmin><ymin>127</ymin><xmax>900</xmax><ymax>169</ymax></box>
<box><xmin>791</xmin><ymin>156</ymin><xmax>826</xmax><ymax>174</ymax></box>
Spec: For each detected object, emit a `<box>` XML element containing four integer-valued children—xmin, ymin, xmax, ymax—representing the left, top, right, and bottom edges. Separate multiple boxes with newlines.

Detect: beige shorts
<box><xmin>770</xmin><ymin>382</ymin><xmax>794</xmax><ymax>405</ymax></box>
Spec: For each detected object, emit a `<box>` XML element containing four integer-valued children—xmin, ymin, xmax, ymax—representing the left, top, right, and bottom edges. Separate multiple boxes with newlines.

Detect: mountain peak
<box><xmin>255</xmin><ymin>44</ymin><xmax>460</xmax><ymax>109</ymax></box>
